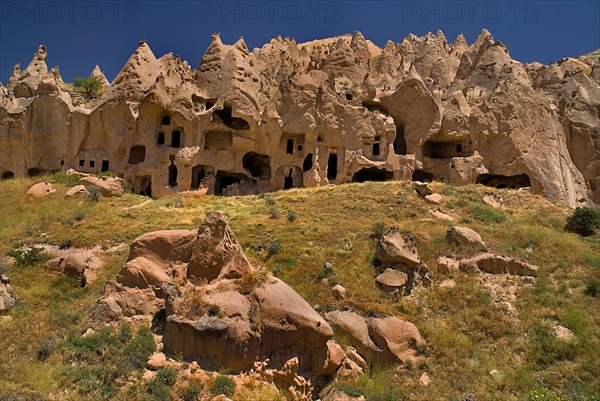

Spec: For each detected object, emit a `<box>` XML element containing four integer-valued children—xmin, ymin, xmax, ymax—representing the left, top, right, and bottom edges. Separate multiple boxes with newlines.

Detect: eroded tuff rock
<box><xmin>91</xmin><ymin>212</ymin><xmax>336</xmax><ymax>382</ymax></box>
<box><xmin>0</xmin><ymin>275</ymin><xmax>15</xmax><ymax>312</ymax></box>
<box><xmin>0</xmin><ymin>31</ymin><xmax>596</xmax><ymax>206</ymax></box>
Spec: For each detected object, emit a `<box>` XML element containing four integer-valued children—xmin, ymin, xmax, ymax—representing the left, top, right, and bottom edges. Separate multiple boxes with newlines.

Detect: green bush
<box><xmin>182</xmin><ymin>381</ymin><xmax>202</xmax><ymax>401</ymax></box>
<box><xmin>210</xmin><ymin>375</ymin><xmax>236</xmax><ymax>397</ymax></box>
<box><xmin>156</xmin><ymin>367</ymin><xmax>178</xmax><ymax>386</ymax></box>
<box><xmin>50</xmin><ymin>172</ymin><xmax>81</xmax><ymax>187</ymax></box>
<box><xmin>36</xmin><ymin>340</ymin><xmax>53</xmax><ymax>361</ymax></box>
<box><xmin>86</xmin><ymin>185</ymin><xmax>102</xmax><ymax>202</ymax></box>
<box><xmin>73</xmin><ymin>76</ymin><xmax>104</xmax><ymax>98</ymax></box>
<box><xmin>6</xmin><ymin>247</ymin><xmax>47</xmax><ymax>267</ymax></box>
<box><xmin>269</xmin><ymin>206</ymin><xmax>279</xmax><ymax>219</ymax></box>
<box><xmin>565</xmin><ymin>207</ymin><xmax>600</xmax><ymax>236</ymax></box>
<box><xmin>584</xmin><ymin>279</ymin><xmax>600</xmax><ymax>297</ymax></box>
<box><xmin>371</xmin><ymin>222</ymin><xmax>385</xmax><ymax>238</ymax></box>
<box><xmin>287</xmin><ymin>211</ymin><xmax>297</xmax><ymax>222</ymax></box>
<box><xmin>265</xmin><ymin>239</ymin><xmax>282</xmax><ymax>259</ymax></box>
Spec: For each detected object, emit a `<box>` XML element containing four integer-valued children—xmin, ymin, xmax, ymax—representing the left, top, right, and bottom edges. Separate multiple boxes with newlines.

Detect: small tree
<box><xmin>565</xmin><ymin>206</ymin><xmax>600</xmax><ymax>237</ymax></box>
<box><xmin>73</xmin><ymin>76</ymin><xmax>103</xmax><ymax>98</ymax></box>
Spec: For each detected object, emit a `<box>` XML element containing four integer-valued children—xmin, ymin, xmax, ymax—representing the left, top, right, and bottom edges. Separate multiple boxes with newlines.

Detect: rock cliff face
<box><xmin>1</xmin><ymin>32</ymin><xmax>598</xmax><ymax>206</ymax></box>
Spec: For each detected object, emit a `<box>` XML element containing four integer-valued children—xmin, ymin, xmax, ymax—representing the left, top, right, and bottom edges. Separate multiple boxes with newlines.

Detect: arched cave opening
<box><xmin>128</xmin><ymin>145</ymin><xmax>146</xmax><ymax>165</ymax></box>
<box><xmin>161</xmin><ymin>116</ymin><xmax>171</xmax><ymax>126</ymax></box>
<box><xmin>242</xmin><ymin>152</ymin><xmax>271</xmax><ymax>180</ymax></box>
<box><xmin>412</xmin><ymin>169</ymin><xmax>434</xmax><ymax>182</ymax></box>
<box><xmin>27</xmin><ymin>168</ymin><xmax>44</xmax><ymax>177</ymax></box>
<box><xmin>284</xmin><ymin>169</ymin><xmax>294</xmax><ymax>190</ymax></box>
<box><xmin>352</xmin><ymin>168</ymin><xmax>393</xmax><ymax>183</ymax></box>
<box><xmin>1</xmin><ymin>171</ymin><xmax>15</xmax><ymax>180</ymax></box>
<box><xmin>476</xmin><ymin>174</ymin><xmax>531</xmax><ymax>189</ymax></box>
<box><xmin>303</xmin><ymin>154</ymin><xmax>313</xmax><ymax>172</ymax></box>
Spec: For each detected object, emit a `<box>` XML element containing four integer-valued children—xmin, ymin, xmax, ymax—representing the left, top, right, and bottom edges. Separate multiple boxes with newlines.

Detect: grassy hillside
<box><xmin>0</xmin><ymin>175</ymin><xmax>599</xmax><ymax>401</ymax></box>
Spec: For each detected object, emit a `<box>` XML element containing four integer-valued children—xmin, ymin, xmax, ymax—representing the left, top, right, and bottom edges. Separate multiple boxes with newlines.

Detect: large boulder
<box><xmin>377</xmin><ymin>229</ymin><xmax>420</xmax><ymax>267</ymax></box>
<box><xmin>25</xmin><ymin>182</ymin><xmax>55</xmax><ymax>198</ymax></box>
<box><xmin>376</xmin><ymin>268</ymin><xmax>408</xmax><ymax>293</ymax></box>
<box><xmin>324</xmin><ymin>310</ymin><xmax>423</xmax><ymax>368</ymax></box>
<box><xmin>446</xmin><ymin>226</ymin><xmax>485</xmax><ymax>248</ymax></box>
<box><xmin>78</xmin><ymin>176</ymin><xmax>125</xmax><ymax>197</ymax></box>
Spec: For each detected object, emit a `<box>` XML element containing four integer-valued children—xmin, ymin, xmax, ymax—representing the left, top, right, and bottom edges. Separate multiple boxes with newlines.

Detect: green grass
<box><xmin>1</xmin><ymin>177</ymin><xmax>599</xmax><ymax>400</ymax></box>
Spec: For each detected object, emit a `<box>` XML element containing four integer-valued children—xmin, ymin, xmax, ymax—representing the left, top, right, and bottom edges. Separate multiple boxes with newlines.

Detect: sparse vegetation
<box><xmin>7</xmin><ymin>247</ymin><xmax>47</xmax><ymax>267</ymax></box>
<box><xmin>86</xmin><ymin>185</ymin><xmax>102</xmax><ymax>202</ymax></box>
<box><xmin>0</xmin><ymin>177</ymin><xmax>599</xmax><ymax>400</ymax></box>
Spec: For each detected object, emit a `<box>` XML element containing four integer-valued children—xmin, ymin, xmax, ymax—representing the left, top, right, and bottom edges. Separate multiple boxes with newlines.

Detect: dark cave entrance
<box><xmin>352</xmin><ymin>168</ymin><xmax>393</xmax><ymax>183</ymax></box>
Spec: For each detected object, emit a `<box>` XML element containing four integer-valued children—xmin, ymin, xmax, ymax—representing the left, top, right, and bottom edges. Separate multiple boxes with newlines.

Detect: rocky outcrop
<box><xmin>324</xmin><ymin>310</ymin><xmax>423</xmax><ymax>368</ymax></box>
<box><xmin>376</xmin><ymin>229</ymin><xmax>431</xmax><ymax>292</ymax></box>
<box><xmin>92</xmin><ymin>212</ymin><xmax>339</xmax><ymax>384</ymax></box>
<box><xmin>460</xmin><ymin>253</ymin><xmax>538</xmax><ymax>276</ymax></box>
<box><xmin>78</xmin><ymin>176</ymin><xmax>125</xmax><ymax>197</ymax></box>
<box><xmin>0</xmin><ymin>275</ymin><xmax>15</xmax><ymax>312</ymax></box>
<box><xmin>0</xmin><ymin>31</ymin><xmax>595</xmax><ymax>206</ymax></box>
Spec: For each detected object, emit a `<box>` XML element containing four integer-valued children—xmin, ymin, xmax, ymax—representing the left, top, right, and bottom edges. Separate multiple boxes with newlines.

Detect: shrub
<box><xmin>265</xmin><ymin>239</ymin><xmax>282</xmax><ymax>259</ymax></box>
<box><xmin>565</xmin><ymin>207</ymin><xmax>600</xmax><ymax>237</ymax></box>
<box><xmin>86</xmin><ymin>185</ymin><xmax>102</xmax><ymax>202</ymax></box>
<box><xmin>75</xmin><ymin>211</ymin><xmax>85</xmax><ymax>221</ymax></box>
<box><xmin>316</xmin><ymin>262</ymin><xmax>334</xmax><ymax>280</ymax></box>
<box><xmin>210</xmin><ymin>375</ymin><xmax>236</xmax><ymax>397</ymax></box>
<box><xmin>7</xmin><ymin>247</ymin><xmax>47</xmax><ymax>267</ymax></box>
<box><xmin>58</xmin><ymin>239</ymin><xmax>73</xmax><ymax>249</ymax></box>
<box><xmin>156</xmin><ymin>367</ymin><xmax>178</xmax><ymax>386</ymax></box>
<box><xmin>264</xmin><ymin>195</ymin><xmax>276</xmax><ymax>207</ymax></box>
<box><xmin>287</xmin><ymin>211</ymin><xmax>297</xmax><ymax>222</ymax></box>
<box><xmin>584</xmin><ymin>279</ymin><xmax>600</xmax><ymax>297</ymax></box>
<box><xmin>73</xmin><ymin>76</ymin><xmax>104</xmax><ymax>98</ymax></box>
<box><xmin>50</xmin><ymin>172</ymin><xmax>81</xmax><ymax>186</ymax></box>
<box><xmin>36</xmin><ymin>340</ymin><xmax>53</xmax><ymax>361</ymax></box>
<box><xmin>182</xmin><ymin>381</ymin><xmax>203</xmax><ymax>401</ymax></box>
<box><xmin>371</xmin><ymin>222</ymin><xmax>385</xmax><ymax>238</ymax></box>
<box><xmin>269</xmin><ymin>206</ymin><xmax>279</xmax><ymax>219</ymax></box>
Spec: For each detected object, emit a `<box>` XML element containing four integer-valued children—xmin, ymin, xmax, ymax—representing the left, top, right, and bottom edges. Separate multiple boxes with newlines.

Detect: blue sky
<box><xmin>1</xmin><ymin>1</ymin><xmax>599</xmax><ymax>84</ymax></box>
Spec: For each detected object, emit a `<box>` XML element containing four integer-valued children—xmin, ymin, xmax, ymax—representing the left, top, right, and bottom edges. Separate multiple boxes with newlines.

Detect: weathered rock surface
<box><xmin>446</xmin><ymin>226</ymin><xmax>485</xmax><ymax>248</ymax></box>
<box><xmin>376</xmin><ymin>229</ymin><xmax>431</xmax><ymax>292</ymax></box>
<box><xmin>0</xmin><ymin>275</ymin><xmax>15</xmax><ymax>312</ymax></box>
<box><xmin>25</xmin><ymin>182</ymin><xmax>56</xmax><ymax>198</ymax></box>
<box><xmin>375</xmin><ymin>268</ymin><xmax>408</xmax><ymax>293</ymax></box>
<box><xmin>324</xmin><ymin>310</ymin><xmax>423</xmax><ymax>367</ymax></box>
<box><xmin>460</xmin><ymin>253</ymin><xmax>538</xmax><ymax>276</ymax></box>
<box><xmin>78</xmin><ymin>176</ymin><xmax>125</xmax><ymax>197</ymax></box>
<box><xmin>1</xmin><ymin>31</ymin><xmax>595</xmax><ymax>206</ymax></box>
<box><xmin>377</xmin><ymin>229</ymin><xmax>420</xmax><ymax>267</ymax></box>
<box><xmin>92</xmin><ymin>212</ymin><xmax>339</xmax><ymax>385</ymax></box>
